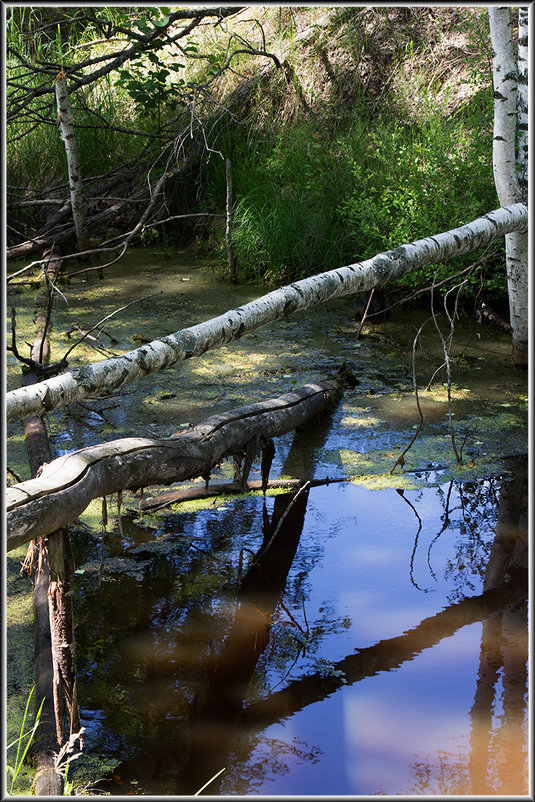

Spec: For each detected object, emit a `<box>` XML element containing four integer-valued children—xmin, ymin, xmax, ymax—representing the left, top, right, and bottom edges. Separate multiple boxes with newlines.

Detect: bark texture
<box><xmin>7</xmin><ymin>381</ymin><xmax>342</xmax><ymax>549</ymax></box>
<box><xmin>488</xmin><ymin>8</ymin><xmax>528</xmax><ymax>366</ymax></box>
<box><xmin>20</xmin><ymin>252</ymin><xmax>70</xmax><ymax>795</ymax></box>
<box><xmin>517</xmin><ymin>8</ymin><xmax>528</xmax><ymax>201</ymax></box>
<box><xmin>489</xmin><ymin>9</ymin><xmax>520</xmax><ymax>205</ymax></box>
<box><xmin>55</xmin><ymin>74</ymin><xmax>90</xmax><ymax>253</ymax></box>
<box><xmin>6</xmin><ymin>203</ymin><xmax>527</xmax><ymax>424</ymax></box>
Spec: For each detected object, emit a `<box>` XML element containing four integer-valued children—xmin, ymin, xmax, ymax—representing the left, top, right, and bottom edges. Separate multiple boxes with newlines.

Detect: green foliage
<box><xmin>202</xmin><ymin>86</ymin><xmax>497</xmax><ymax>302</ymax></box>
<box><xmin>6</xmin><ymin>686</ymin><xmax>44</xmax><ymax>795</ymax></box>
<box><xmin>116</xmin><ymin>48</ymin><xmax>186</xmax><ymax>117</ymax></box>
<box><xmin>6</xmin><ymin>5</ymin><xmax>506</xmax><ymax>308</ymax></box>
<box><xmin>338</xmin><ymin>99</ymin><xmax>498</xmax><ymax>296</ymax></box>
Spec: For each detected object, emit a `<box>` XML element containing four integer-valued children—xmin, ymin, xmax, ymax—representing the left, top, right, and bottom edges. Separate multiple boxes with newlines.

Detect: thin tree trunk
<box><xmin>6</xmin><ymin>202</ymin><xmax>527</xmax><ymax>424</ymax></box>
<box><xmin>488</xmin><ymin>9</ymin><xmax>528</xmax><ymax>366</ymax></box>
<box><xmin>7</xmin><ymin>381</ymin><xmax>342</xmax><ymax>549</ymax></box>
<box><xmin>225</xmin><ymin>158</ymin><xmax>237</xmax><ymax>283</ymax></box>
<box><xmin>19</xmin><ymin>249</ymin><xmax>80</xmax><ymax>794</ymax></box>
<box><xmin>55</xmin><ymin>74</ymin><xmax>90</xmax><ymax>253</ymax></box>
<box><xmin>31</xmin><ymin>551</ymin><xmax>63</xmax><ymax>796</ymax></box>
<box><xmin>21</xmin><ymin>251</ymin><xmax>65</xmax><ymax>795</ymax></box>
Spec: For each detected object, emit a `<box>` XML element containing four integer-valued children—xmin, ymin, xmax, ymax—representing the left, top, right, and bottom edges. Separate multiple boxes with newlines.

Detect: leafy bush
<box><xmin>203</xmin><ymin>86</ymin><xmax>498</xmax><ymax>306</ymax></box>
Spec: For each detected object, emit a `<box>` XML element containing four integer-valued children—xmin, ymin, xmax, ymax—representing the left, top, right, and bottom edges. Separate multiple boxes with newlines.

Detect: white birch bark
<box><xmin>6</xmin><ymin>203</ymin><xmax>527</xmax><ymax>424</ymax></box>
<box><xmin>517</xmin><ymin>7</ymin><xmax>528</xmax><ymax>201</ymax></box>
<box><xmin>489</xmin><ymin>8</ymin><xmax>520</xmax><ymax>205</ymax></box>
<box><xmin>6</xmin><ymin>381</ymin><xmax>340</xmax><ymax>550</ymax></box>
<box><xmin>55</xmin><ymin>74</ymin><xmax>90</xmax><ymax>252</ymax></box>
<box><xmin>489</xmin><ymin>8</ymin><xmax>528</xmax><ymax>365</ymax></box>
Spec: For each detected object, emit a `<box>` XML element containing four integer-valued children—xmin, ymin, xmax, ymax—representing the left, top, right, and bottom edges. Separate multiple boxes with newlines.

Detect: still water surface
<box><xmin>9</xmin><ymin>251</ymin><xmax>526</xmax><ymax>795</ymax></box>
<box><xmin>72</xmin><ymin>462</ymin><xmax>527</xmax><ymax>796</ymax></box>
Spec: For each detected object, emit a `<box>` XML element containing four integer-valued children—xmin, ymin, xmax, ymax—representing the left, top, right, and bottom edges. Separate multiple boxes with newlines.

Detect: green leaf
<box><xmin>134</xmin><ymin>18</ymin><xmax>150</xmax><ymax>33</ymax></box>
<box><xmin>153</xmin><ymin>15</ymin><xmax>171</xmax><ymax>28</ymax></box>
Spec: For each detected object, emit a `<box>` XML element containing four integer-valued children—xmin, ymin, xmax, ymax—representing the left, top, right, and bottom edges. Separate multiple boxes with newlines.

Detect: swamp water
<box><xmin>6</xmin><ymin>250</ymin><xmax>528</xmax><ymax>795</ymax></box>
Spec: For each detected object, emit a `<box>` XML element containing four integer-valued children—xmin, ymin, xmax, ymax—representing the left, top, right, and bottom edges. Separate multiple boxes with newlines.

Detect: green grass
<box><xmin>197</xmin><ymin>85</ymin><xmax>498</xmax><ymax>300</ymax></box>
<box><xmin>6</xmin><ymin>6</ymin><xmax>503</xmax><ymax>306</ymax></box>
<box><xmin>6</xmin><ymin>686</ymin><xmax>44</xmax><ymax>795</ymax></box>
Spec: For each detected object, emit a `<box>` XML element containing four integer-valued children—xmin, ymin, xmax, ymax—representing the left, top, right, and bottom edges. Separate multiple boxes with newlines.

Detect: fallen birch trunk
<box><xmin>6</xmin><ymin>203</ymin><xmax>527</xmax><ymax>424</ymax></box>
<box><xmin>6</xmin><ymin>381</ymin><xmax>341</xmax><ymax>551</ymax></box>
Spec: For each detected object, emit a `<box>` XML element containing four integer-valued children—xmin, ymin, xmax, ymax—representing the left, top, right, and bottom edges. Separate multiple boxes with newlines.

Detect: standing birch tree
<box><xmin>55</xmin><ymin>73</ymin><xmax>90</xmax><ymax>253</ymax></box>
<box><xmin>488</xmin><ymin>6</ymin><xmax>529</xmax><ymax>367</ymax></box>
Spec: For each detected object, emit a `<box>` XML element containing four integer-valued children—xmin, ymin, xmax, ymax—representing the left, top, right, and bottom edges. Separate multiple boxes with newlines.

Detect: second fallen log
<box><xmin>7</xmin><ymin>380</ymin><xmax>342</xmax><ymax>551</ymax></box>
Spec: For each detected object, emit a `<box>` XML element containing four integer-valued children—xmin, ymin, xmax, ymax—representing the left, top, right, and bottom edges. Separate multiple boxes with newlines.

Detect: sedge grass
<box><xmin>6</xmin><ymin>686</ymin><xmax>45</xmax><ymax>795</ymax></box>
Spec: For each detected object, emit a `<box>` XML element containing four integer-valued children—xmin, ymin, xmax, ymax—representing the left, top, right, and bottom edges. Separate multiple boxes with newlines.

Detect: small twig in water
<box><xmin>390</xmin><ymin>318</ymin><xmax>433</xmax><ymax>473</ymax></box>
<box><xmin>427</xmin><ymin>480</ymin><xmax>455</xmax><ymax>578</ymax></box>
<box><xmin>396</xmin><ymin>488</ymin><xmax>433</xmax><ymax>592</ymax></box>
<box><xmin>255</xmin><ymin>481</ymin><xmax>311</xmax><ymax>560</ymax></box>
<box><xmin>355</xmin><ymin>287</ymin><xmax>376</xmax><ymax>340</ymax></box>
<box><xmin>61</xmin><ymin>292</ymin><xmax>162</xmax><ymax>360</ymax></box>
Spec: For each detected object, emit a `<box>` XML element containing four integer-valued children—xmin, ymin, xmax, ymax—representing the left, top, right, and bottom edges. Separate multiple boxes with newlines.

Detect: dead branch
<box><xmin>7</xmin><ymin>381</ymin><xmax>343</xmax><ymax>550</ymax></box>
<box><xmin>140</xmin><ymin>475</ymin><xmax>348</xmax><ymax>512</ymax></box>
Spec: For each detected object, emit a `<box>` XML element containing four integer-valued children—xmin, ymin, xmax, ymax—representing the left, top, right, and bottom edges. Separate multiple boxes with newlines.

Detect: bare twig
<box><xmin>355</xmin><ymin>287</ymin><xmax>376</xmax><ymax>340</ymax></box>
<box><xmin>429</xmin><ymin>264</ymin><xmax>474</xmax><ymax>465</ymax></box>
<box><xmin>390</xmin><ymin>318</ymin><xmax>433</xmax><ymax>473</ymax></box>
<box><xmin>427</xmin><ymin>480</ymin><xmax>455</xmax><ymax>578</ymax></box>
<box><xmin>254</xmin><ymin>481</ymin><xmax>311</xmax><ymax>561</ymax></box>
<box><xmin>395</xmin><ymin>489</ymin><xmax>432</xmax><ymax>592</ymax></box>
<box><xmin>61</xmin><ymin>292</ymin><xmax>162</xmax><ymax>361</ymax></box>
<box><xmin>68</xmin><ymin>242</ymin><xmax>128</xmax><ymax>278</ymax></box>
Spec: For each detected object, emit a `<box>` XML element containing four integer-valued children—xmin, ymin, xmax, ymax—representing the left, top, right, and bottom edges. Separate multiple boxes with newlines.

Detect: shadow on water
<box><xmin>75</xmin><ymin>430</ymin><xmax>528</xmax><ymax>797</ymax></box>
<box><xmin>88</xmin><ymin>407</ymin><xmax>333</xmax><ymax>795</ymax></box>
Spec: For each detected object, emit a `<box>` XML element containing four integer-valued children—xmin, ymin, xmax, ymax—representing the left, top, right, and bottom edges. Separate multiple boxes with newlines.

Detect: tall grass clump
<box><xmin>203</xmin><ymin>82</ymin><xmax>496</xmax><ymax>297</ymax></box>
<box><xmin>6</xmin><ymin>686</ymin><xmax>44</xmax><ymax>795</ymax></box>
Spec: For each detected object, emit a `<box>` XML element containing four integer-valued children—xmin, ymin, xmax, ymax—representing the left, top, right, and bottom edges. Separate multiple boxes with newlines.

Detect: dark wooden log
<box><xmin>18</xmin><ymin>245</ymin><xmax>79</xmax><ymax>795</ymax></box>
<box><xmin>7</xmin><ymin>381</ymin><xmax>342</xmax><ymax>550</ymax></box>
<box><xmin>140</xmin><ymin>476</ymin><xmax>347</xmax><ymax>511</ymax></box>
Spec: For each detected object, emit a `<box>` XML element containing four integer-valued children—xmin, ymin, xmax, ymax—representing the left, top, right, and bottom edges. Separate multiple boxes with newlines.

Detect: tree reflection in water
<box><xmin>467</xmin><ymin>456</ymin><xmax>528</xmax><ymax>796</ymax></box>
<box><xmin>86</xmin><ymin>452</ymin><xmax>527</xmax><ymax>796</ymax></box>
<box><xmin>406</xmin><ymin>456</ymin><xmax>528</xmax><ymax>795</ymax></box>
